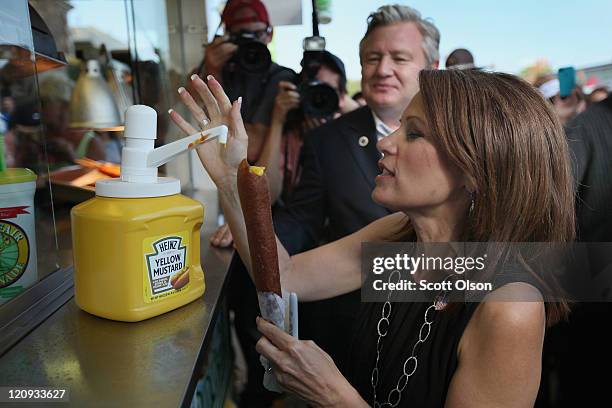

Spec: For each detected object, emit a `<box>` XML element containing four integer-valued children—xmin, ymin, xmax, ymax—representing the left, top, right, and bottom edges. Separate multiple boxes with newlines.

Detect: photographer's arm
<box><xmin>255</xmin><ymin>81</ymin><xmax>301</xmax><ymax>203</ymax></box>
<box><xmin>201</xmin><ymin>36</ymin><xmax>237</xmax><ymax>85</ymax></box>
<box><xmin>247</xmin><ymin>70</ymin><xmax>297</xmax><ymax>163</ymax></box>
<box><xmin>255</xmin><ymin>118</ymin><xmax>284</xmax><ymax>203</ymax></box>
<box><xmin>245</xmin><ymin>123</ymin><xmax>268</xmax><ymax>162</ymax></box>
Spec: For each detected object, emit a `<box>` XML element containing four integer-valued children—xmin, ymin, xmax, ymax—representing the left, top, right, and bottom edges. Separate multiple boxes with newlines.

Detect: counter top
<box><xmin>0</xmin><ymin>190</ymin><xmax>234</xmax><ymax>408</ymax></box>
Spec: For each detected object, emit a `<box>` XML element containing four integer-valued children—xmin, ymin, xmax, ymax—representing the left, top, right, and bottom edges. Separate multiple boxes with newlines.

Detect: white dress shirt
<box><xmin>372</xmin><ymin>111</ymin><xmax>396</xmax><ymax>140</ymax></box>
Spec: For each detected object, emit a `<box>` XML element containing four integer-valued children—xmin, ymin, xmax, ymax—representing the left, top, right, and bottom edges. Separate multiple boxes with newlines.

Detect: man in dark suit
<box><xmin>273</xmin><ymin>5</ymin><xmax>441</xmax><ymax>376</ymax></box>
<box><xmin>274</xmin><ymin>105</ymin><xmax>389</xmax><ymax>253</ymax></box>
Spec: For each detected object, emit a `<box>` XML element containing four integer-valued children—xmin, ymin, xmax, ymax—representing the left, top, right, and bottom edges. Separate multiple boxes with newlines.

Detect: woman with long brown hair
<box><xmin>170</xmin><ymin>68</ymin><xmax>575</xmax><ymax>407</ymax></box>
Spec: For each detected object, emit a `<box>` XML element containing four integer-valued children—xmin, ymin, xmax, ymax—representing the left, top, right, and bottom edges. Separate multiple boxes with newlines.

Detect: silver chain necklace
<box><xmin>371</xmin><ymin>271</ymin><xmax>450</xmax><ymax>408</ymax></box>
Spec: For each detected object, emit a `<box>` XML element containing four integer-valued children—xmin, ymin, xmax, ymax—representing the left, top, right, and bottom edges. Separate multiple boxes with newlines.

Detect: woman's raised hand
<box><xmin>169</xmin><ymin>74</ymin><xmax>248</xmax><ymax>186</ymax></box>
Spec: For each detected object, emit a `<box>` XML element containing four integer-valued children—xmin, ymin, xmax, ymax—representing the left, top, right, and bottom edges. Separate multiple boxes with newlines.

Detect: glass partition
<box><xmin>0</xmin><ymin>0</ymin><xmax>205</xmax><ymax>313</ymax></box>
<box><xmin>0</xmin><ymin>0</ymin><xmax>60</xmax><ymax>306</ymax></box>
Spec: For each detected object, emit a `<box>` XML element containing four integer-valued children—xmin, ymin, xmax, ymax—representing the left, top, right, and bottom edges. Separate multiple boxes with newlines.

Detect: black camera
<box><xmin>298</xmin><ymin>46</ymin><xmax>340</xmax><ymax>118</ymax></box>
<box><xmin>229</xmin><ymin>31</ymin><xmax>271</xmax><ymax>74</ymax></box>
<box><xmin>298</xmin><ymin>78</ymin><xmax>339</xmax><ymax>118</ymax></box>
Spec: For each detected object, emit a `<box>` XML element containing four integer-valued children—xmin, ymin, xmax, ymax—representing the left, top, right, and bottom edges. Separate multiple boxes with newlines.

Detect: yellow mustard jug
<box><xmin>71</xmin><ymin>105</ymin><xmax>227</xmax><ymax>322</ymax></box>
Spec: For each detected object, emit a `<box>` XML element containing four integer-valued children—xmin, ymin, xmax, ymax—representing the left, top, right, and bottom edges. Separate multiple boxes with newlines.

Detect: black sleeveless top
<box><xmin>346</xmin><ymin>266</ymin><xmax>543</xmax><ymax>407</ymax></box>
<box><xmin>347</xmin><ymin>301</ymin><xmax>478</xmax><ymax>407</ymax></box>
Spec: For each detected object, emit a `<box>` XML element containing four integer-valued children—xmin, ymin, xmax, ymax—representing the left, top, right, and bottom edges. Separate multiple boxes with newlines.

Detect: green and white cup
<box><xmin>0</xmin><ymin>168</ymin><xmax>37</xmax><ymax>305</ymax></box>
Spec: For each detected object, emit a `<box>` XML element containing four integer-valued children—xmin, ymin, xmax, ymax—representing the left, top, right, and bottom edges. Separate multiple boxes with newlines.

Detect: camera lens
<box><xmin>235</xmin><ymin>42</ymin><xmax>271</xmax><ymax>74</ymax></box>
<box><xmin>301</xmin><ymin>81</ymin><xmax>339</xmax><ymax>117</ymax></box>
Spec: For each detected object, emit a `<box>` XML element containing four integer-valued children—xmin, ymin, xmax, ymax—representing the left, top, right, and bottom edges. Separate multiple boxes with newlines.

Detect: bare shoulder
<box><xmin>478</xmin><ymin>283</ymin><xmax>545</xmax><ymax>327</ymax></box>
<box><xmin>356</xmin><ymin>212</ymin><xmax>411</xmax><ymax>242</ymax></box>
<box><xmin>465</xmin><ymin>283</ymin><xmax>546</xmax><ymax>347</ymax></box>
<box><xmin>447</xmin><ymin>284</ymin><xmax>546</xmax><ymax>407</ymax></box>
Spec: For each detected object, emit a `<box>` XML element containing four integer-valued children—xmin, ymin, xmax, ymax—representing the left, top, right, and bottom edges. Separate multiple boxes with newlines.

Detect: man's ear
<box><xmin>431</xmin><ymin>59</ymin><xmax>440</xmax><ymax>69</ymax></box>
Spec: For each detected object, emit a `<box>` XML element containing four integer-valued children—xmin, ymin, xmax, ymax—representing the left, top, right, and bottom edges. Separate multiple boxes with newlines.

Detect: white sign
<box><xmin>261</xmin><ymin>0</ymin><xmax>302</xmax><ymax>26</ymax></box>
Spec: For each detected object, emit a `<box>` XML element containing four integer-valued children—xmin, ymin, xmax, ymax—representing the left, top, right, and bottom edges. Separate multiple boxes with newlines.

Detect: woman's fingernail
<box><xmin>168</xmin><ymin>108</ymin><xmax>174</xmax><ymax>115</ymax></box>
<box><xmin>190</xmin><ymin>74</ymin><xmax>199</xmax><ymax>81</ymax></box>
<box><xmin>256</xmin><ymin>316</ymin><xmax>261</xmax><ymax>323</ymax></box>
<box><xmin>178</xmin><ymin>87</ymin><xmax>185</xmax><ymax>94</ymax></box>
<box><xmin>237</xmin><ymin>96</ymin><xmax>243</xmax><ymax>106</ymax></box>
<box><xmin>207</xmin><ymin>75</ymin><xmax>214</xmax><ymax>81</ymax></box>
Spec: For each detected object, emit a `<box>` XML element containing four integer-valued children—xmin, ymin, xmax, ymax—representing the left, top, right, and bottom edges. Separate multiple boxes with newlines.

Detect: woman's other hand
<box><xmin>255</xmin><ymin>317</ymin><xmax>367</xmax><ymax>407</ymax></box>
<box><xmin>169</xmin><ymin>74</ymin><xmax>247</xmax><ymax>186</ymax></box>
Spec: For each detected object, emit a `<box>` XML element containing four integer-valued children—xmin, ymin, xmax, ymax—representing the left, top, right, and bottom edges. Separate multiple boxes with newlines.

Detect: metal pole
<box><xmin>311</xmin><ymin>0</ymin><xmax>319</xmax><ymax>37</ymax></box>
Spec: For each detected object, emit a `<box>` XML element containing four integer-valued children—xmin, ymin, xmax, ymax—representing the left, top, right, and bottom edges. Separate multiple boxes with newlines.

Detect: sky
<box><xmin>207</xmin><ymin>0</ymin><xmax>612</xmax><ymax>80</ymax></box>
<box><xmin>67</xmin><ymin>0</ymin><xmax>612</xmax><ymax>81</ymax></box>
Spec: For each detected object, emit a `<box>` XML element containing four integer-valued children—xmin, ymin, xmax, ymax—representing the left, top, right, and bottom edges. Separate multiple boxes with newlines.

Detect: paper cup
<box><xmin>0</xmin><ymin>168</ymin><xmax>37</xmax><ymax>304</ymax></box>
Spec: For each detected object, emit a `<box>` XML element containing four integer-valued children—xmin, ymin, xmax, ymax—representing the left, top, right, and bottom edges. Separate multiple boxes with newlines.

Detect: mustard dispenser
<box><xmin>71</xmin><ymin>105</ymin><xmax>227</xmax><ymax>322</ymax></box>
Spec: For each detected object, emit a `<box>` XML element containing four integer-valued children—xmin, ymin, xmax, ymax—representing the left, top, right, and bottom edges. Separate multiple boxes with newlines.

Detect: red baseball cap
<box><xmin>221</xmin><ymin>0</ymin><xmax>270</xmax><ymax>29</ymax></box>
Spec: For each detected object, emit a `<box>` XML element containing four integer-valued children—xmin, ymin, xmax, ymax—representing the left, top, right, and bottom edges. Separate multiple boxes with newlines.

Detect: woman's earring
<box><xmin>468</xmin><ymin>190</ymin><xmax>475</xmax><ymax>217</ymax></box>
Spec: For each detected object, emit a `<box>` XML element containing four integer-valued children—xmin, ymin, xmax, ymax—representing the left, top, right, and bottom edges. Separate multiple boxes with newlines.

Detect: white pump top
<box><xmin>96</xmin><ymin>105</ymin><xmax>228</xmax><ymax>198</ymax></box>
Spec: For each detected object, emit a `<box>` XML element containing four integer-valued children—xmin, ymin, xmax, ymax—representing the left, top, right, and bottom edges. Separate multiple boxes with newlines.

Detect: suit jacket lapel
<box><xmin>342</xmin><ymin>107</ymin><xmax>381</xmax><ymax>189</ymax></box>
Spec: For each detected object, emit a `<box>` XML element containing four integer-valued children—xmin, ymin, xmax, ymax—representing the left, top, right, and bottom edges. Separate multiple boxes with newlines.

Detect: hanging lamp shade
<box><xmin>69</xmin><ymin>60</ymin><xmax>124</xmax><ymax>131</ymax></box>
<box><xmin>0</xmin><ymin>5</ymin><xmax>67</xmax><ymax>79</ymax></box>
<box><xmin>29</xmin><ymin>5</ymin><xmax>67</xmax><ymax>72</ymax></box>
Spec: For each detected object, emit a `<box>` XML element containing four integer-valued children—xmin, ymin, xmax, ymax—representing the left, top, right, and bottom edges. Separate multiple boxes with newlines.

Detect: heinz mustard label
<box><xmin>143</xmin><ymin>231</ymin><xmax>190</xmax><ymax>303</ymax></box>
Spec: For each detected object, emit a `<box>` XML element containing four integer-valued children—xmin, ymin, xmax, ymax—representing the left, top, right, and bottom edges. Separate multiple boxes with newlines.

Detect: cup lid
<box><xmin>0</xmin><ymin>168</ymin><xmax>37</xmax><ymax>185</ymax></box>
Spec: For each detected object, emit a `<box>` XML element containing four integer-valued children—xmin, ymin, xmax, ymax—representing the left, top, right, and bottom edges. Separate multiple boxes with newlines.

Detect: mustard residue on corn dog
<box><xmin>249</xmin><ymin>165</ymin><xmax>266</xmax><ymax>176</ymax></box>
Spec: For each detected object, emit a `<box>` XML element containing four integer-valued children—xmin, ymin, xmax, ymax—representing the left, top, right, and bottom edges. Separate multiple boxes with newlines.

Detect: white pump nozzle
<box><xmin>95</xmin><ymin>105</ymin><xmax>228</xmax><ymax>198</ymax></box>
<box><xmin>147</xmin><ymin>125</ymin><xmax>228</xmax><ymax>169</ymax></box>
<box><xmin>120</xmin><ymin>105</ymin><xmax>228</xmax><ymax>183</ymax></box>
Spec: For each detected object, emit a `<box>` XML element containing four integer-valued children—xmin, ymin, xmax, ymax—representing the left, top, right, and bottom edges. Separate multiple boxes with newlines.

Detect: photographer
<box><xmin>259</xmin><ymin>51</ymin><xmax>358</xmax><ymax>204</ymax></box>
<box><xmin>193</xmin><ymin>0</ymin><xmax>295</xmax><ymax>162</ymax></box>
<box><xmin>211</xmin><ymin>50</ymin><xmax>357</xmax><ymax>246</ymax></box>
